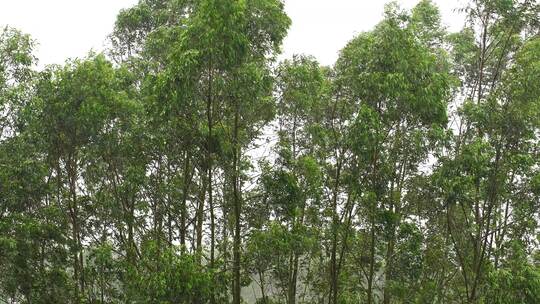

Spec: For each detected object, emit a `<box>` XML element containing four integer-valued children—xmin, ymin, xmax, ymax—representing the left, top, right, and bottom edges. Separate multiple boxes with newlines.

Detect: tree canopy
<box><xmin>1</xmin><ymin>0</ymin><xmax>539</xmax><ymax>303</ymax></box>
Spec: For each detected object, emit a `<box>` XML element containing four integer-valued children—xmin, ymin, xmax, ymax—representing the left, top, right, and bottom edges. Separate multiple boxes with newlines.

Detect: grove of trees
<box><xmin>1</xmin><ymin>0</ymin><xmax>539</xmax><ymax>303</ymax></box>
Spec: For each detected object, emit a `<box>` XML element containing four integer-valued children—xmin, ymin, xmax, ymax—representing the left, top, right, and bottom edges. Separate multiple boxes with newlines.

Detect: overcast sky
<box><xmin>0</xmin><ymin>0</ymin><xmax>466</xmax><ymax>68</ymax></box>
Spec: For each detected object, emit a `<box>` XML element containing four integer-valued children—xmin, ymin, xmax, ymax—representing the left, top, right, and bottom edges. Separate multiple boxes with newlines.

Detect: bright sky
<box><xmin>0</xmin><ymin>0</ymin><xmax>466</xmax><ymax>68</ymax></box>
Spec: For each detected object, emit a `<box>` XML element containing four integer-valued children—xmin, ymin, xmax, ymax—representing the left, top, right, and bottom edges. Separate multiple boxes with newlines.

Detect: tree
<box><xmin>432</xmin><ymin>1</ymin><xmax>540</xmax><ymax>301</ymax></box>
<box><xmin>1</xmin><ymin>1</ymin><xmax>540</xmax><ymax>303</ymax></box>
<box><xmin>331</xmin><ymin>3</ymin><xmax>451</xmax><ymax>303</ymax></box>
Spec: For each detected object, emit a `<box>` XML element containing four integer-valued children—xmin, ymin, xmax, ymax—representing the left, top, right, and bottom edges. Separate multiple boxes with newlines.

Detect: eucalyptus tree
<box><xmin>0</xmin><ymin>27</ymin><xmax>35</xmax><ymax>139</ymax></box>
<box><xmin>306</xmin><ymin>57</ymin><xmax>356</xmax><ymax>304</ymax></box>
<box><xmin>111</xmin><ymin>0</ymin><xmax>196</xmax><ymax>256</ymax></box>
<box><xmin>159</xmin><ymin>2</ymin><xmax>290</xmax><ymax>303</ymax></box>
<box><xmin>81</xmin><ymin>63</ymin><xmax>147</xmax><ymax>302</ymax></box>
<box><xmin>112</xmin><ymin>1</ymin><xmax>290</xmax><ymax>303</ymax></box>
<box><xmin>246</xmin><ymin>55</ymin><xmax>326</xmax><ymax>303</ymax></box>
<box><xmin>33</xmin><ymin>54</ymin><xmax>132</xmax><ymax>302</ymax></box>
<box><xmin>430</xmin><ymin>0</ymin><xmax>540</xmax><ymax>302</ymax></box>
<box><xmin>275</xmin><ymin>55</ymin><xmax>326</xmax><ymax>304</ymax></box>
<box><xmin>334</xmin><ymin>2</ymin><xmax>451</xmax><ymax>303</ymax></box>
<box><xmin>0</xmin><ymin>27</ymin><xmax>74</xmax><ymax>304</ymax></box>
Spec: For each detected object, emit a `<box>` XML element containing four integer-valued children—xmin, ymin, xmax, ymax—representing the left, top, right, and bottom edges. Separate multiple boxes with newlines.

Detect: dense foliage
<box><xmin>1</xmin><ymin>0</ymin><xmax>539</xmax><ymax>303</ymax></box>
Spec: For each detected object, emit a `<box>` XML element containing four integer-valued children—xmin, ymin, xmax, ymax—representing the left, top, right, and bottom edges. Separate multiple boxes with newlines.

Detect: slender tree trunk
<box><xmin>288</xmin><ymin>118</ymin><xmax>299</xmax><ymax>304</ymax></box>
<box><xmin>209</xmin><ymin>166</ymin><xmax>215</xmax><ymax>266</ymax></box>
<box><xmin>127</xmin><ymin>187</ymin><xmax>136</xmax><ymax>264</ymax></box>
<box><xmin>329</xmin><ymin>160</ymin><xmax>342</xmax><ymax>304</ymax></box>
<box><xmin>383</xmin><ymin>233</ymin><xmax>395</xmax><ymax>304</ymax></box>
<box><xmin>207</xmin><ymin>62</ymin><xmax>216</xmax><ymax>304</ymax></box>
<box><xmin>288</xmin><ymin>254</ymin><xmax>299</xmax><ymax>304</ymax></box>
<box><xmin>67</xmin><ymin>152</ymin><xmax>84</xmax><ymax>302</ymax></box>
<box><xmin>366</xmin><ymin>217</ymin><xmax>376</xmax><ymax>304</ymax></box>
<box><xmin>259</xmin><ymin>269</ymin><xmax>268</xmax><ymax>304</ymax></box>
<box><xmin>367</xmin><ymin>158</ymin><xmax>379</xmax><ymax>304</ymax></box>
<box><xmin>232</xmin><ymin>103</ymin><xmax>242</xmax><ymax>304</ymax></box>
<box><xmin>383</xmin><ymin>155</ymin><xmax>406</xmax><ymax>304</ymax></box>
<box><xmin>196</xmin><ymin>176</ymin><xmax>207</xmax><ymax>263</ymax></box>
<box><xmin>181</xmin><ymin>150</ymin><xmax>191</xmax><ymax>252</ymax></box>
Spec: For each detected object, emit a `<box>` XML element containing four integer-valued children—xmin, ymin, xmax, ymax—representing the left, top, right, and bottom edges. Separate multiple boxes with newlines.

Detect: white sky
<box><xmin>0</xmin><ymin>0</ymin><xmax>466</xmax><ymax>68</ymax></box>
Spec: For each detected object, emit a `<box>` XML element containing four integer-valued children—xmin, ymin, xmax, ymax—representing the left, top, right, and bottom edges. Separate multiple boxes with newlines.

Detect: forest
<box><xmin>0</xmin><ymin>0</ymin><xmax>539</xmax><ymax>303</ymax></box>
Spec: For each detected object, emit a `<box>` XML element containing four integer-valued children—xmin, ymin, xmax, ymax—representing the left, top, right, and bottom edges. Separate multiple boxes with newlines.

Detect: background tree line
<box><xmin>1</xmin><ymin>0</ymin><xmax>539</xmax><ymax>303</ymax></box>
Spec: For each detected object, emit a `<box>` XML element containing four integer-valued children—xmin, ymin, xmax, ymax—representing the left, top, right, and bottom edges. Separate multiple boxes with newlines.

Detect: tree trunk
<box><xmin>232</xmin><ymin>103</ymin><xmax>242</xmax><ymax>304</ymax></box>
<box><xmin>329</xmin><ymin>160</ymin><xmax>342</xmax><ymax>304</ymax></box>
<box><xmin>196</xmin><ymin>176</ymin><xmax>207</xmax><ymax>263</ymax></box>
<box><xmin>207</xmin><ymin>63</ymin><xmax>216</xmax><ymax>304</ymax></box>
<box><xmin>181</xmin><ymin>150</ymin><xmax>191</xmax><ymax>252</ymax></box>
<box><xmin>67</xmin><ymin>152</ymin><xmax>84</xmax><ymax>302</ymax></box>
<box><xmin>367</xmin><ymin>221</ymin><xmax>376</xmax><ymax>304</ymax></box>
